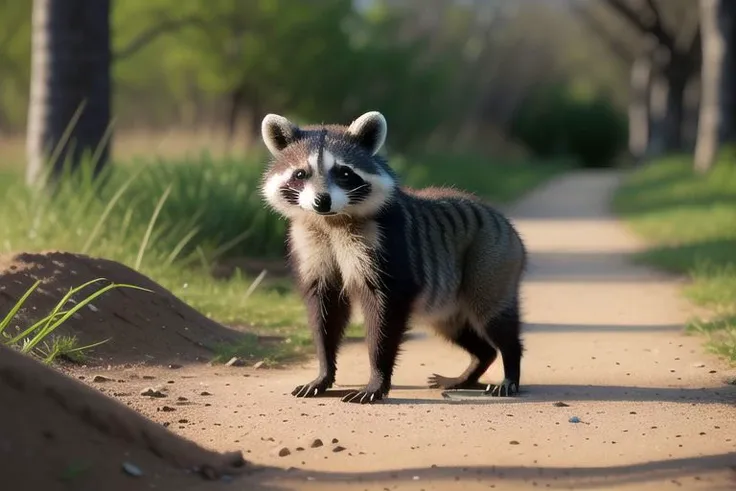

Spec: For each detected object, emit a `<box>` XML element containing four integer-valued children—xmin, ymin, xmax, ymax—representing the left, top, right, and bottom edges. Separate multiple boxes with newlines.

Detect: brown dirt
<box><xmin>0</xmin><ymin>251</ymin><xmax>243</xmax><ymax>366</ymax></box>
<box><xmin>0</xmin><ymin>343</ymin><xmax>251</xmax><ymax>491</ymax></box>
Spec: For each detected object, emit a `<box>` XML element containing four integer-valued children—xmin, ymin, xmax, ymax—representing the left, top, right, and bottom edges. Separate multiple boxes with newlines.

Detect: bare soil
<box><xmin>0</xmin><ymin>251</ymin><xmax>242</xmax><ymax>366</ymax></box>
<box><xmin>2</xmin><ymin>171</ymin><xmax>735</xmax><ymax>491</ymax></box>
<box><xmin>0</xmin><ymin>343</ymin><xmax>250</xmax><ymax>491</ymax></box>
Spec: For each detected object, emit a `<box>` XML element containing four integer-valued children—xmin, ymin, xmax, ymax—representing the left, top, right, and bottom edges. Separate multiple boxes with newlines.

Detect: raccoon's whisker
<box><xmin>347</xmin><ymin>184</ymin><xmax>369</xmax><ymax>194</ymax></box>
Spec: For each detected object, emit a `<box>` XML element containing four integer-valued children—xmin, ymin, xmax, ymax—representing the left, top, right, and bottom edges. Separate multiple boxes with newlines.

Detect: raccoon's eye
<box><xmin>293</xmin><ymin>169</ymin><xmax>307</xmax><ymax>180</ymax></box>
<box><xmin>339</xmin><ymin>168</ymin><xmax>353</xmax><ymax>178</ymax></box>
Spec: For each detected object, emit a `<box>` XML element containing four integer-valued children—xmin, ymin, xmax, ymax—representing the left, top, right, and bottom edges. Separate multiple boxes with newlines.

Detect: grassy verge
<box><xmin>0</xmin><ymin>150</ymin><xmax>568</xmax><ymax>364</ymax></box>
<box><xmin>613</xmin><ymin>153</ymin><xmax>736</xmax><ymax>364</ymax></box>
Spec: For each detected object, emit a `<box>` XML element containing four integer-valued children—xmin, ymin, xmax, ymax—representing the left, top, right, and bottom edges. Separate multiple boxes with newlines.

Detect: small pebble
<box><xmin>331</xmin><ymin>438</ymin><xmax>339</xmax><ymax>444</ymax></box>
<box><xmin>278</xmin><ymin>447</ymin><xmax>291</xmax><ymax>457</ymax></box>
<box><xmin>509</xmin><ymin>440</ymin><xmax>520</xmax><ymax>445</ymax></box>
<box><xmin>168</xmin><ymin>364</ymin><xmax>182</xmax><ymax>369</ymax></box>
<box><xmin>333</xmin><ymin>445</ymin><xmax>346</xmax><ymax>453</ymax></box>
<box><xmin>159</xmin><ymin>406</ymin><xmax>175</xmax><ymax>412</ymax></box>
<box><xmin>92</xmin><ymin>375</ymin><xmax>112</xmax><ymax>383</ymax></box>
<box><xmin>553</xmin><ymin>402</ymin><xmax>570</xmax><ymax>407</ymax></box>
<box><xmin>310</xmin><ymin>439</ymin><xmax>324</xmax><ymax>448</ymax></box>
<box><xmin>140</xmin><ymin>388</ymin><xmax>166</xmax><ymax>398</ymax></box>
<box><xmin>226</xmin><ymin>357</ymin><xmax>246</xmax><ymax>367</ymax></box>
<box><xmin>569</xmin><ymin>416</ymin><xmax>581</xmax><ymax>424</ymax></box>
<box><xmin>253</xmin><ymin>361</ymin><xmax>265</xmax><ymax>369</ymax></box>
<box><xmin>122</xmin><ymin>462</ymin><xmax>143</xmax><ymax>477</ymax></box>
<box><xmin>200</xmin><ymin>391</ymin><xmax>212</xmax><ymax>396</ymax></box>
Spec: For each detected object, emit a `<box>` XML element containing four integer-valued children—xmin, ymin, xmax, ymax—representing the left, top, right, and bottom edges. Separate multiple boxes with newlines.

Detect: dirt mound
<box><xmin>0</xmin><ymin>344</ymin><xmax>248</xmax><ymax>491</ymax></box>
<box><xmin>0</xmin><ymin>252</ymin><xmax>242</xmax><ymax>366</ymax></box>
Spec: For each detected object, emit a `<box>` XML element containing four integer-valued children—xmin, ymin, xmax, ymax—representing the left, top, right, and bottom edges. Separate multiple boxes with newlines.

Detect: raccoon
<box><xmin>259</xmin><ymin>111</ymin><xmax>527</xmax><ymax>404</ymax></box>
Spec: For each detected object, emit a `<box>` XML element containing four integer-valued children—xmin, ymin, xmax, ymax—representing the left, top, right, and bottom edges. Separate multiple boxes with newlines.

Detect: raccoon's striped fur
<box><xmin>260</xmin><ymin>111</ymin><xmax>527</xmax><ymax>404</ymax></box>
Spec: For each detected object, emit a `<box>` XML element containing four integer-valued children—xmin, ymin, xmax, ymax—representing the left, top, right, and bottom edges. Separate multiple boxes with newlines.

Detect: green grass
<box><xmin>1</xmin><ymin>278</ymin><xmax>152</xmax><ymax>363</ymax></box>
<box><xmin>614</xmin><ymin>152</ymin><xmax>736</xmax><ymax>364</ymax></box>
<box><xmin>0</xmin><ymin>149</ymin><xmax>567</xmax><ymax>364</ymax></box>
<box><xmin>393</xmin><ymin>151</ymin><xmax>572</xmax><ymax>204</ymax></box>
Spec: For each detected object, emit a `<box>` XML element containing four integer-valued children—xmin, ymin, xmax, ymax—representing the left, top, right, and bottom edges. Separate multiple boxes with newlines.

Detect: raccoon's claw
<box><xmin>484</xmin><ymin>378</ymin><xmax>519</xmax><ymax>397</ymax></box>
<box><xmin>428</xmin><ymin>373</ymin><xmax>486</xmax><ymax>390</ymax></box>
<box><xmin>291</xmin><ymin>377</ymin><xmax>332</xmax><ymax>398</ymax></box>
<box><xmin>341</xmin><ymin>388</ymin><xmax>385</xmax><ymax>404</ymax></box>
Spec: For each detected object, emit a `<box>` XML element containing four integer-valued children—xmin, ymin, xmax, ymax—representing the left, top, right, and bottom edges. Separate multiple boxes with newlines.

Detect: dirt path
<box><xmin>83</xmin><ymin>170</ymin><xmax>735</xmax><ymax>491</ymax></box>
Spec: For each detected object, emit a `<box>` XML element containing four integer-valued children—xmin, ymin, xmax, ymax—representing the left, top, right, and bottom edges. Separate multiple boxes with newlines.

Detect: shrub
<box><xmin>510</xmin><ymin>84</ymin><xmax>628</xmax><ymax>168</ymax></box>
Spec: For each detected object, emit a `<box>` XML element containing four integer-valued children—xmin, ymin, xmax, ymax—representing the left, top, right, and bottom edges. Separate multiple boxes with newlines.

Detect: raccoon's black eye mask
<box><xmin>331</xmin><ymin>165</ymin><xmax>363</xmax><ymax>190</ymax></box>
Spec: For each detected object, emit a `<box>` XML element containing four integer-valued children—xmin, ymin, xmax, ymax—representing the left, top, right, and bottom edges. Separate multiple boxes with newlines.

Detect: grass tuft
<box><xmin>1</xmin><ymin>278</ymin><xmax>153</xmax><ymax>363</ymax></box>
<box><xmin>614</xmin><ymin>152</ymin><xmax>736</xmax><ymax>364</ymax></box>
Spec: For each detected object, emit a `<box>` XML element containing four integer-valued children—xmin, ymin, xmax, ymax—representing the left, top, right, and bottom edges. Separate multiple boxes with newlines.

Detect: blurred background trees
<box><xmin>1</xmin><ymin>0</ymin><xmax>734</xmax><ymax>181</ymax></box>
<box><xmin>25</xmin><ymin>0</ymin><xmax>111</xmax><ymax>186</ymax></box>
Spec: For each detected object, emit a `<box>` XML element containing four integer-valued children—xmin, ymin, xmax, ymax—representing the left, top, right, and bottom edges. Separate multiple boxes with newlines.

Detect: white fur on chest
<box><xmin>290</xmin><ymin>220</ymin><xmax>383</xmax><ymax>294</ymax></box>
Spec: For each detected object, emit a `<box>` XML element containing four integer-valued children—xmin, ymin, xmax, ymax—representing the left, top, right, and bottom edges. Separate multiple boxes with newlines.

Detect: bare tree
<box><xmin>26</xmin><ymin>0</ymin><xmax>111</xmax><ymax>187</ymax></box>
<box><xmin>601</xmin><ymin>0</ymin><xmax>701</xmax><ymax>153</ymax></box>
<box><xmin>694</xmin><ymin>0</ymin><xmax>736</xmax><ymax>173</ymax></box>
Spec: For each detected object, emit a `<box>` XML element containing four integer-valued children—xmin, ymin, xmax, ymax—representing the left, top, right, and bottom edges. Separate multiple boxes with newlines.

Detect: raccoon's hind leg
<box><xmin>428</xmin><ymin>324</ymin><xmax>497</xmax><ymax>390</ymax></box>
<box><xmin>292</xmin><ymin>280</ymin><xmax>352</xmax><ymax>398</ymax></box>
<box><xmin>481</xmin><ymin>301</ymin><xmax>523</xmax><ymax>397</ymax></box>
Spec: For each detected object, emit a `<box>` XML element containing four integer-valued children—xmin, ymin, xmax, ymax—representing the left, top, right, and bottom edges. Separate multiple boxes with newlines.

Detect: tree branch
<box><xmin>687</xmin><ymin>24</ymin><xmax>702</xmax><ymax>61</ymax></box>
<box><xmin>573</xmin><ymin>5</ymin><xmax>636</xmax><ymax>65</ymax></box>
<box><xmin>604</xmin><ymin>0</ymin><xmax>676</xmax><ymax>52</ymax></box>
<box><xmin>604</xmin><ymin>0</ymin><xmax>649</xmax><ymax>33</ymax></box>
<box><xmin>642</xmin><ymin>0</ymin><xmax>664</xmax><ymax>24</ymax></box>
<box><xmin>114</xmin><ymin>16</ymin><xmax>207</xmax><ymax>61</ymax></box>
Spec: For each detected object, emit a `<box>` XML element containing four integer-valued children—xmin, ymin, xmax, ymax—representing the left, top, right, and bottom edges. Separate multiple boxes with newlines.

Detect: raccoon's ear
<box><xmin>261</xmin><ymin>114</ymin><xmax>301</xmax><ymax>156</ymax></box>
<box><xmin>346</xmin><ymin>111</ymin><xmax>387</xmax><ymax>156</ymax></box>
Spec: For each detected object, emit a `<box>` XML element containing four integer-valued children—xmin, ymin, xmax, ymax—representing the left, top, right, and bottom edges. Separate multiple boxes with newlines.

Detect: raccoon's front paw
<box><xmin>341</xmin><ymin>384</ymin><xmax>387</xmax><ymax>404</ymax></box>
<box><xmin>291</xmin><ymin>376</ymin><xmax>333</xmax><ymax>398</ymax></box>
<box><xmin>484</xmin><ymin>378</ymin><xmax>520</xmax><ymax>397</ymax></box>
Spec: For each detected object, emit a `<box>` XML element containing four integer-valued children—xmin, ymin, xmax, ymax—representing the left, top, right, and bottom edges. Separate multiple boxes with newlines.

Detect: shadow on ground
<box><xmin>633</xmin><ymin>238</ymin><xmax>736</xmax><ymax>273</ymax></box>
<box><xmin>246</xmin><ymin>453</ymin><xmax>736</xmax><ymax>490</ymax></box>
<box><xmin>524</xmin><ymin>323</ymin><xmax>683</xmax><ymax>333</ymax></box>
<box><xmin>305</xmin><ymin>382</ymin><xmax>735</xmax><ymax>405</ymax></box>
<box><xmin>524</xmin><ymin>251</ymin><xmax>678</xmax><ymax>283</ymax></box>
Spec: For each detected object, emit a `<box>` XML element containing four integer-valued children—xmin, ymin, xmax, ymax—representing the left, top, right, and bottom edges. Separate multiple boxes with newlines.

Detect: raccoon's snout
<box><xmin>313</xmin><ymin>193</ymin><xmax>333</xmax><ymax>214</ymax></box>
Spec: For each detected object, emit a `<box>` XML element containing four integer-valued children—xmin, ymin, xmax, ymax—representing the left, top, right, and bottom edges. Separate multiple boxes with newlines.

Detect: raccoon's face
<box><xmin>260</xmin><ymin>111</ymin><xmax>397</xmax><ymax>220</ymax></box>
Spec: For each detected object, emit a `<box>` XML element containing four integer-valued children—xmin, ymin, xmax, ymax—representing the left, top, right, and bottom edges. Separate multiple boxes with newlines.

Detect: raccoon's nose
<box><xmin>313</xmin><ymin>193</ymin><xmax>332</xmax><ymax>213</ymax></box>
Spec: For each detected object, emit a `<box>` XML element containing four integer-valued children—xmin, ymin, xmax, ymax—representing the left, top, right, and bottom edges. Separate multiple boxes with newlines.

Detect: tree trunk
<box><xmin>226</xmin><ymin>87</ymin><xmax>245</xmax><ymax>147</ymax></box>
<box><xmin>26</xmin><ymin>0</ymin><xmax>112</xmax><ymax>187</ymax></box>
<box><xmin>647</xmin><ymin>75</ymin><xmax>669</xmax><ymax>157</ymax></box>
<box><xmin>695</xmin><ymin>0</ymin><xmax>726</xmax><ymax>172</ymax></box>
<box><xmin>628</xmin><ymin>55</ymin><xmax>652</xmax><ymax>164</ymax></box>
<box><xmin>663</xmin><ymin>72</ymin><xmax>688</xmax><ymax>152</ymax></box>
